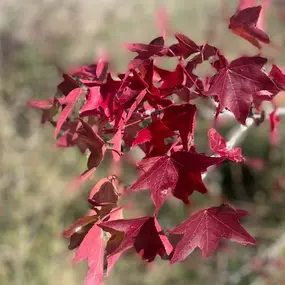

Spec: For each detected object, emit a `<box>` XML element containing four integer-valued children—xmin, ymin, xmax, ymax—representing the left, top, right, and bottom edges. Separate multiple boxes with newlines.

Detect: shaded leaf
<box><xmin>229</xmin><ymin>6</ymin><xmax>269</xmax><ymax>48</ymax></box>
<box><xmin>99</xmin><ymin>216</ymin><xmax>172</xmax><ymax>263</ymax></box>
<box><xmin>129</xmin><ymin>150</ymin><xmax>224</xmax><ymax>208</ymax></box>
<box><xmin>162</xmin><ymin>104</ymin><xmax>196</xmax><ymax>150</ymax></box>
<box><xmin>54</xmin><ymin>88</ymin><xmax>82</xmax><ymax>138</ymax></box>
<box><xmin>169</xmin><ymin>204</ymin><xmax>256</xmax><ymax>263</ymax></box>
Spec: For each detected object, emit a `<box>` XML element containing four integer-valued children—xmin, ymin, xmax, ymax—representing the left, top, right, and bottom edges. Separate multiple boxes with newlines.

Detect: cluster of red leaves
<box><xmin>28</xmin><ymin>4</ymin><xmax>285</xmax><ymax>285</ymax></box>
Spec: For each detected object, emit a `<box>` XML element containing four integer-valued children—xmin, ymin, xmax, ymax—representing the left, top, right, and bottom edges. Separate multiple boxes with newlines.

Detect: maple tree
<box><xmin>27</xmin><ymin>2</ymin><xmax>285</xmax><ymax>285</ymax></box>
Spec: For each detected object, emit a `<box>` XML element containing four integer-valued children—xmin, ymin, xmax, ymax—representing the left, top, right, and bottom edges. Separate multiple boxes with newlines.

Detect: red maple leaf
<box><xmin>28</xmin><ymin>17</ymin><xmax>285</xmax><ymax>285</ymax></box>
<box><xmin>73</xmin><ymin>224</ymin><xmax>104</xmax><ymax>285</ymax></box>
<box><xmin>132</xmin><ymin>119</ymin><xmax>176</xmax><ymax>153</ymax></box>
<box><xmin>126</xmin><ymin>36</ymin><xmax>167</xmax><ymax>60</ymax></box>
<box><xmin>79</xmin><ymin>86</ymin><xmax>103</xmax><ymax>115</ymax></box>
<box><xmin>229</xmin><ymin>6</ymin><xmax>270</xmax><ymax>48</ymax></box>
<box><xmin>88</xmin><ymin>176</ymin><xmax>119</xmax><ymax>218</ymax></box>
<box><xmin>63</xmin><ymin>215</ymin><xmax>99</xmax><ymax>250</ymax></box>
<box><xmin>64</xmin><ymin>206</ymin><xmax>123</xmax><ymax>283</ymax></box>
<box><xmin>179</xmin><ymin>44</ymin><xmax>220</xmax><ymax>97</ymax></box>
<box><xmin>162</xmin><ymin>104</ymin><xmax>196</xmax><ymax>150</ymax></box>
<box><xmin>122</xmin><ymin>113</ymin><xmax>144</xmax><ymax>148</ymax></box>
<box><xmin>68</xmin><ymin>59</ymin><xmax>108</xmax><ymax>82</ymax></box>
<box><xmin>99</xmin><ymin>73</ymin><xmax>122</xmax><ymax>119</ymax></box>
<box><xmin>117</xmin><ymin>69</ymin><xmax>148</xmax><ymax>109</ymax></box>
<box><xmin>169</xmin><ymin>204</ymin><xmax>256</xmax><ymax>263</ymax></box>
<box><xmin>154</xmin><ymin>64</ymin><xmax>184</xmax><ymax>97</ymax></box>
<box><xmin>167</xmin><ymin>33</ymin><xmax>200</xmax><ymax>59</ymax></box>
<box><xmin>269</xmin><ymin>65</ymin><xmax>285</xmax><ymax>90</ymax></box>
<box><xmin>98</xmin><ymin>216</ymin><xmax>172</xmax><ymax>263</ymax></box>
<box><xmin>65</xmin><ymin>119</ymin><xmax>107</xmax><ymax>187</ymax></box>
<box><xmin>207</xmin><ymin>56</ymin><xmax>278</xmax><ymax>124</ymax></box>
<box><xmin>129</xmin><ymin>150</ymin><xmax>224</xmax><ymax>208</ymax></box>
<box><xmin>54</xmin><ymin>88</ymin><xmax>83</xmax><ymax>138</ymax></box>
<box><xmin>63</xmin><ymin>173</ymin><xmax>120</xmax><ymax>249</ymax></box>
<box><xmin>208</xmin><ymin>128</ymin><xmax>244</xmax><ymax>162</ymax></box>
<box><xmin>57</xmin><ymin>73</ymin><xmax>79</xmax><ymax>95</ymax></box>
<box><xmin>76</xmin><ymin>118</ymin><xmax>106</xmax><ymax>169</ymax></box>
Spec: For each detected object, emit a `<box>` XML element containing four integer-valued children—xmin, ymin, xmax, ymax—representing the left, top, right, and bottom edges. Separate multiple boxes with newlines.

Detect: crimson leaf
<box><xmin>229</xmin><ymin>6</ymin><xmax>270</xmax><ymax>48</ymax></box>
<box><xmin>73</xmin><ymin>224</ymin><xmax>104</xmax><ymax>285</ymax></box>
<box><xmin>169</xmin><ymin>204</ymin><xmax>256</xmax><ymax>263</ymax></box>
<box><xmin>207</xmin><ymin>56</ymin><xmax>277</xmax><ymax>124</ymax></box>
<box><xmin>129</xmin><ymin>150</ymin><xmax>224</xmax><ymax>208</ymax></box>
<box><xmin>98</xmin><ymin>216</ymin><xmax>172</xmax><ymax>263</ymax></box>
<box><xmin>54</xmin><ymin>88</ymin><xmax>82</xmax><ymax>138</ymax></box>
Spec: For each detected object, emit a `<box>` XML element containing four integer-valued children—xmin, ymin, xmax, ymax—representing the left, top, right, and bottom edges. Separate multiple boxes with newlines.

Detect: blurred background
<box><xmin>1</xmin><ymin>0</ymin><xmax>285</xmax><ymax>284</ymax></box>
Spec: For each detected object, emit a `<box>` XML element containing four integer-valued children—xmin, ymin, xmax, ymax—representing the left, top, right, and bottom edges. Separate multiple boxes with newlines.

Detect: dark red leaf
<box><xmin>154</xmin><ymin>64</ymin><xmax>184</xmax><ymax>97</ymax></box>
<box><xmin>54</xmin><ymin>88</ymin><xmax>82</xmax><ymax>138</ymax></box>
<box><xmin>169</xmin><ymin>204</ymin><xmax>256</xmax><ymax>263</ymax></box>
<box><xmin>126</xmin><ymin>37</ymin><xmax>167</xmax><ymax>59</ymax></box>
<box><xmin>57</xmin><ymin>74</ymin><xmax>79</xmax><ymax>95</ymax></box>
<box><xmin>162</xmin><ymin>104</ymin><xmax>196</xmax><ymax>150</ymax></box>
<box><xmin>77</xmin><ymin>119</ymin><xmax>105</xmax><ymax>151</ymax></box>
<box><xmin>76</xmin><ymin>119</ymin><xmax>106</xmax><ymax>174</ymax></box>
<box><xmin>129</xmin><ymin>150</ymin><xmax>224</xmax><ymax>208</ymax></box>
<box><xmin>69</xmin><ymin>62</ymin><xmax>105</xmax><ymax>80</ymax></box>
<box><xmin>132</xmin><ymin>120</ymin><xmax>176</xmax><ymax>153</ymax></box>
<box><xmin>168</xmin><ymin>33</ymin><xmax>200</xmax><ymax>59</ymax></box>
<box><xmin>229</xmin><ymin>6</ymin><xmax>270</xmax><ymax>48</ymax></box>
<box><xmin>123</xmin><ymin>114</ymin><xmax>143</xmax><ymax>147</ymax></box>
<box><xmin>173</xmin><ymin>171</ymin><xmax>207</xmax><ymax>204</ymax></box>
<box><xmin>117</xmin><ymin>70</ymin><xmax>148</xmax><ymax>109</ymax></box>
<box><xmin>63</xmin><ymin>215</ymin><xmax>98</xmax><ymax>250</ymax></box>
<box><xmin>207</xmin><ymin>56</ymin><xmax>277</xmax><ymax>124</ymax></box>
<box><xmin>63</xmin><ymin>215</ymin><xmax>99</xmax><ymax>238</ymax></box>
<box><xmin>88</xmin><ymin>177</ymin><xmax>119</xmax><ymax>217</ymax></box>
<box><xmin>100</xmin><ymin>73</ymin><xmax>122</xmax><ymax>118</ymax></box>
<box><xmin>211</xmin><ymin>52</ymin><xmax>229</xmax><ymax>71</ymax></box>
<box><xmin>130</xmin><ymin>156</ymin><xmax>177</xmax><ymax>208</ymax></box>
<box><xmin>67</xmin><ymin>223</ymin><xmax>94</xmax><ymax>251</ymax></box>
<box><xmin>99</xmin><ymin>216</ymin><xmax>172</xmax><ymax>262</ymax></box>
<box><xmin>269</xmin><ymin>65</ymin><xmax>285</xmax><ymax>90</ymax></box>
